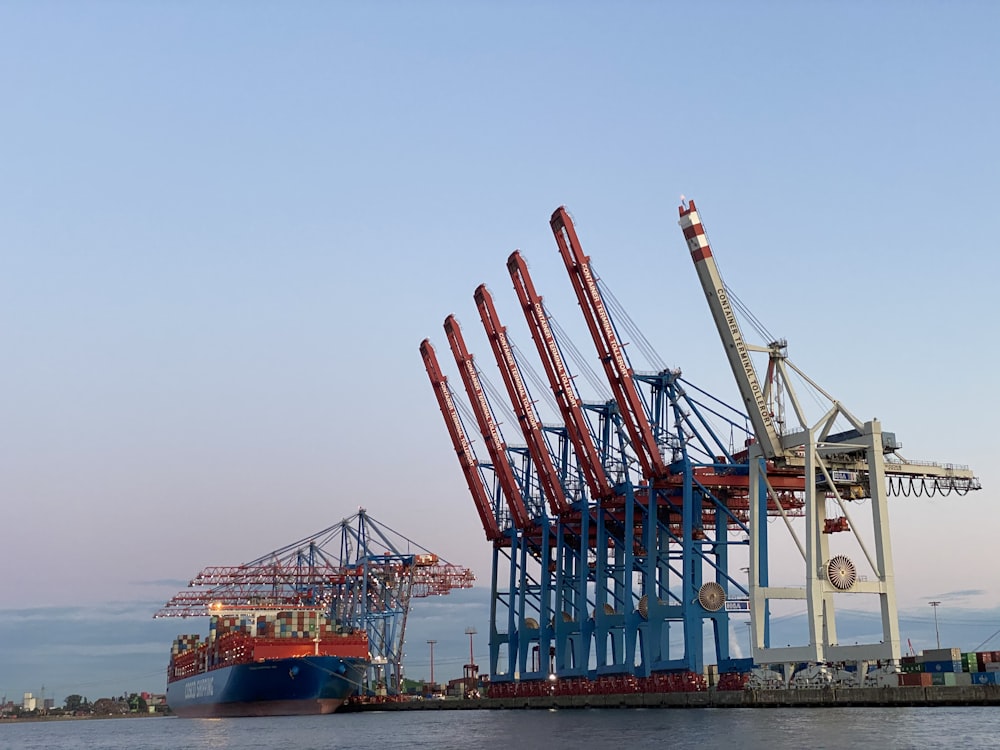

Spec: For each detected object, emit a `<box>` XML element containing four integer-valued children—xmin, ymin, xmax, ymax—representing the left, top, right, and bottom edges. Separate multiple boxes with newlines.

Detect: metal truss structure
<box><xmin>422</xmin><ymin>200</ymin><xmax>981</xmax><ymax>694</ymax></box>
<box><xmin>678</xmin><ymin>199</ymin><xmax>980</xmax><ymax>668</ymax></box>
<box><xmin>156</xmin><ymin>509</ymin><xmax>474</xmax><ymax>695</ymax></box>
<box><xmin>422</xmin><ymin>209</ymin><xmax>809</xmax><ymax>693</ymax></box>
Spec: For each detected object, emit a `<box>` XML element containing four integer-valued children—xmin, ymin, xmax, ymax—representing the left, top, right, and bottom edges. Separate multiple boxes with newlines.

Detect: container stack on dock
<box><xmin>717</xmin><ymin>672</ymin><xmax>751</xmax><ymax>691</ymax></box>
<box><xmin>898</xmin><ymin>648</ymin><xmax>1000</xmax><ymax>687</ymax></box>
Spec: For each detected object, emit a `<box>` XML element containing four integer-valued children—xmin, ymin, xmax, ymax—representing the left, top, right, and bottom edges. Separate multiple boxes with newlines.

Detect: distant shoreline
<box><xmin>1</xmin><ymin>713</ymin><xmax>168</xmax><ymax>723</ymax></box>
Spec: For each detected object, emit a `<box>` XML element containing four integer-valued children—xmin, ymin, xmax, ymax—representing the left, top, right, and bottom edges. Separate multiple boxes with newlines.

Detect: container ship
<box><xmin>166</xmin><ymin>608</ymin><xmax>369</xmax><ymax>717</ymax></box>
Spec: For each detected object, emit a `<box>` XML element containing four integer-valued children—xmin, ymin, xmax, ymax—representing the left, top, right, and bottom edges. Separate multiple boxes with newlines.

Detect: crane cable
<box><xmin>547</xmin><ymin>308</ymin><xmax>612</xmax><ymax>400</ymax></box>
<box><xmin>594</xmin><ymin>269</ymin><xmax>666</xmax><ymax>372</ymax></box>
<box><xmin>973</xmin><ymin>630</ymin><xmax>1000</xmax><ymax>652</ymax></box>
<box><xmin>695</xmin><ymin>203</ymin><xmax>777</xmax><ymax>346</ymax></box>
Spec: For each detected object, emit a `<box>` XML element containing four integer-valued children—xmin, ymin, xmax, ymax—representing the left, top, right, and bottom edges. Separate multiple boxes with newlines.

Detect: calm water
<box><xmin>2</xmin><ymin>707</ymin><xmax>999</xmax><ymax>750</ymax></box>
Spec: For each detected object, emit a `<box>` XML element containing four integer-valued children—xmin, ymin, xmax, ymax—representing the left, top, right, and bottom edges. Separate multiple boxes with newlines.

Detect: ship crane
<box><xmin>156</xmin><ymin>510</ymin><xmax>474</xmax><ymax>698</ymax></box>
<box><xmin>678</xmin><ymin>198</ymin><xmax>981</xmax><ymax>667</ymax></box>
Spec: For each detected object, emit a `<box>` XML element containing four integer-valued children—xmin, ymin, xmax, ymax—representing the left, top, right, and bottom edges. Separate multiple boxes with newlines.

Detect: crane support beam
<box><xmin>444</xmin><ymin>315</ymin><xmax>532</xmax><ymax>530</ymax></box>
<box><xmin>884</xmin><ymin>461</ymin><xmax>978</xmax><ymax>481</ymax></box>
<box><xmin>508</xmin><ymin>251</ymin><xmax>613</xmax><ymax>501</ymax></box>
<box><xmin>550</xmin><ymin>208</ymin><xmax>668</xmax><ymax>480</ymax></box>
<box><xmin>420</xmin><ymin>339</ymin><xmax>503</xmax><ymax>541</ymax></box>
<box><xmin>677</xmin><ymin>200</ymin><xmax>784</xmax><ymax>461</ymax></box>
<box><xmin>476</xmin><ymin>284</ymin><xmax>571</xmax><ymax>516</ymax></box>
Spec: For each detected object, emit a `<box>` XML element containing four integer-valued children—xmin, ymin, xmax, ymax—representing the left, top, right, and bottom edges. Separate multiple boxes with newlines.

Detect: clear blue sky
<box><xmin>2</xmin><ymin>2</ymin><xmax>998</xmax><ymax>700</ymax></box>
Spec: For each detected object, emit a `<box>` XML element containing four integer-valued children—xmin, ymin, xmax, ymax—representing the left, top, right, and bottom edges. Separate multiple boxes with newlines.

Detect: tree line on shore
<box><xmin>2</xmin><ymin>693</ymin><xmax>156</xmax><ymax>719</ymax></box>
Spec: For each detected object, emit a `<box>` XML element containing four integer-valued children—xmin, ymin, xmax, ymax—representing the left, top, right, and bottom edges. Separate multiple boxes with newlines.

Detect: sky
<box><xmin>2</xmin><ymin>1</ymin><xmax>1000</xmax><ymax>702</ymax></box>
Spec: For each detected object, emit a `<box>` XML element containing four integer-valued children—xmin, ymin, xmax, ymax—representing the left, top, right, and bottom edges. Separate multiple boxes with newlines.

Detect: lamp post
<box><xmin>463</xmin><ymin>627</ymin><xmax>479</xmax><ymax>699</ymax></box>
<box><xmin>426</xmin><ymin>640</ymin><xmax>437</xmax><ymax>691</ymax></box>
<box><xmin>929</xmin><ymin>601</ymin><xmax>941</xmax><ymax>650</ymax></box>
<box><xmin>465</xmin><ymin>627</ymin><xmax>477</xmax><ymax>667</ymax></box>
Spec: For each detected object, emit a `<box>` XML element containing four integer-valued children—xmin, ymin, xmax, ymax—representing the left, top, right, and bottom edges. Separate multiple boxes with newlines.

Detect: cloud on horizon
<box><xmin>926</xmin><ymin>589</ymin><xmax>988</xmax><ymax>601</ymax></box>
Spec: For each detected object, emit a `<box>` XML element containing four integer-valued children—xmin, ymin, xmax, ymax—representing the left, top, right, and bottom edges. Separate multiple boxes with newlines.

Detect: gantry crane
<box><xmin>678</xmin><ymin>198</ymin><xmax>980</xmax><ymax>668</ymax></box>
<box><xmin>445</xmin><ymin>312</ymin><xmax>576</xmax><ymax>680</ymax></box>
<box><xmin>546</xmin><ymin>208</ymin><xmax>760</xmax><ymax>677</ymax></box>
<box><xmin>424</xmin><ymin>331</ymin><xmax>574</xmax><ymax>681</ymax></box>
<box><xmin>423</xmin><ymin>212</ymin><xmax>817</xmax><ymax>695</ymax></box>
<box><xmin>478</xmin><ymin>279</ymin><xmax>619</xmax><ymax>680</ymax></box>
<box><xmin>156</xmin><ymin>509</ymin><xmax>474</xmax><ymax>697</ymax></box>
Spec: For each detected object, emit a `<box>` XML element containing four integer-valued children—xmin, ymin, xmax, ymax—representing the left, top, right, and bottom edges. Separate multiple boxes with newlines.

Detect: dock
<box><xmin>347</xmin><ymin>685</ymin><xmax>1000</xmax><ymax>711</ymax></box>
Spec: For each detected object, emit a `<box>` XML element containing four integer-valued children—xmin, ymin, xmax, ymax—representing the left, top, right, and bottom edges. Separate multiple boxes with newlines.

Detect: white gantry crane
<box><xmin>678</xmin><ymin>199</ymin><xmax>980</xmax><ymax>671</ymax></box>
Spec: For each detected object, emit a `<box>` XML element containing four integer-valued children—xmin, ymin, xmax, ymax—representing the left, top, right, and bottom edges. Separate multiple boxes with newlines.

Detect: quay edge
<box><xmin>345</xmin><ymin>685</ymin><xmax>1000</xmax><ymax>711</ymax></box>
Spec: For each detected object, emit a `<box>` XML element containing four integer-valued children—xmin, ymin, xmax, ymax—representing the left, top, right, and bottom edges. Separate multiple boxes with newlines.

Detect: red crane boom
<box><xmin>444</xmin><ymin>315</ymin><xmax>531</xmax><ymax>530</ymax></box>
<box><xmin>549</xmin><ymin>208</ymin><xmax>668</xmax><ymax>480</ymax></box>
<box><xmin>508</xmin><ymin>251</ymin><xmax>613</xmax><ymax>502</ymax></box>
<box><xmin>420</xmin><ymin>338</ymin><xmax>503</xmax><ymax>541</ymax></box>
<box><xmin>475</xmin><ymin>283</ymin><xmax>570</xmax><ymax>516</ymax></box>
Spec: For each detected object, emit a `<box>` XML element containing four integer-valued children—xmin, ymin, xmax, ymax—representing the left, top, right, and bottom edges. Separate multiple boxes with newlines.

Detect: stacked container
<box><xmin>899</xmin><ymin>648</ymin><xmax>1000</xmax><ymax>687</ymax></box>
<box><xmin>171</xmin><ymin>634</ymin><xmax>202</xmax><ymax>655</ymax></box>
<box><xmin>964</xmin><ymin>650</ymin><xmax>1000</xmax><ymax>684</ymax></box>
<box><xmin>920</xmin><ymin>647</ymin><xmax>962</xmax><ymax>675</ymax></box>
<box><xmin>899</xmin><ymin>672</ymin><xmax>933</xmax><ymax>687</ymax></box>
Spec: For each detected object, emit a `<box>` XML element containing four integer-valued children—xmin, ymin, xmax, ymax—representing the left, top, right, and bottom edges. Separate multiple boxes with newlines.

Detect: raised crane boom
<box><xmin>475</xmin><ymin>284</ymin><xmax>571</xmax><ymax>516</ymax></box>
<box><xmin>550</xmin><ymin>207</ymin><xmax>668</xmax><ymax>480</ymax></box>
<box><xmin>420</xmin><ymin>339</ymin><xmax>502</xmax><ymax>541</ymax></box>
<box><xmin>444</xmin><ymin>314</ymin><xmax>532</xmax><ymax>530</ymax></box>
<box><xmin>677</xmin><ymin>200</ymin><xmax>784</xmax><ymax>461</ymax></box>
<box><xmin>508</xmin><ymin>251</ymin><xmax>613</xmax><ymax>501</ymax></box>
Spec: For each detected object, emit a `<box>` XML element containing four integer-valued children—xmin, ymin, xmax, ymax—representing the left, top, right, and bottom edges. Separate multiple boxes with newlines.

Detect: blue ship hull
<box><xmin>166</xmin><ymin>655</ymin><xmax>366</xmax><ymax>717</ymax></box>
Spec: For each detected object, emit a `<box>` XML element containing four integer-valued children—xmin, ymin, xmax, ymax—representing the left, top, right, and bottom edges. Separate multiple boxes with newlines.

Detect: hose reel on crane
<box><xmin>825</xmin><ymin>555</ymin><xmax>857</xmax><ymax>591</ymax></box>
<box><xmin>698</xmin><ymin>582</ymin><xmax>726</xmax><ymax>612</ymax></box>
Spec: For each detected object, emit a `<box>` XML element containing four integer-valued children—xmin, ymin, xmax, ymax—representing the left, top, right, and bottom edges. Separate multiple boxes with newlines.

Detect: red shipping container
<box><xmin>899</xmin><ymin>673</ymin><xmax>933</xmax><ymax>687</ymax></box>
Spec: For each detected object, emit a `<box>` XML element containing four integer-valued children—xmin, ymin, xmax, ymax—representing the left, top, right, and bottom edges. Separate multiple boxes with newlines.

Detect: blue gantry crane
<box><xmin>420</xmin><ymin>199</ymin><xmax>981</xmax><ymax>696</ymax></box>
<box><xmin>421</xmin><ymin>208</ymin><xmax>803</xmax><ymax>695</ymax></box>
<box><xmin>156</xmin><ymin>509</ymin><xmax>474</xmax><ymax>697</ymax></box>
